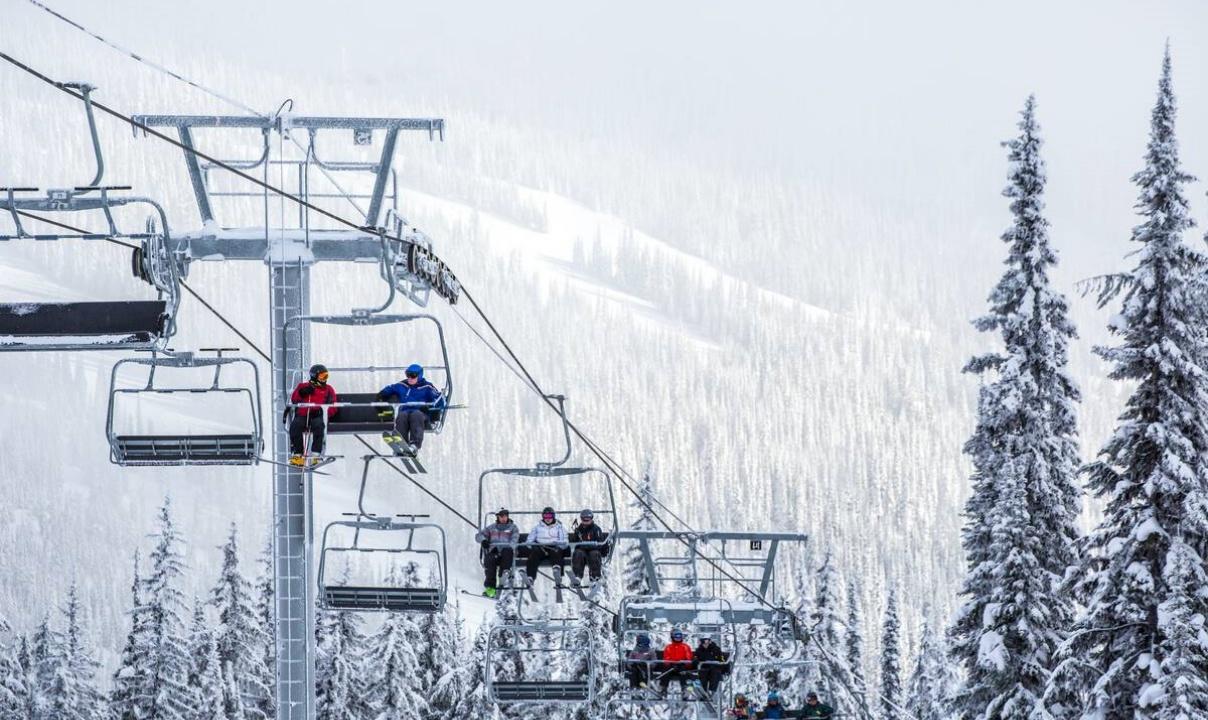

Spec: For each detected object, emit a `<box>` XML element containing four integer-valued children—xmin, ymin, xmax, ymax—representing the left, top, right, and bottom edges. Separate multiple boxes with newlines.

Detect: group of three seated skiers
<box><xmin>475</xmin><ymin>506</ymin><xmax>607</xmax><ymax>598</ymax></box>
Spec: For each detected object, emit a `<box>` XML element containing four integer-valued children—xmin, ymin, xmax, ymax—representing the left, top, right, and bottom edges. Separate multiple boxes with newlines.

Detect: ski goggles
<box><xmin>542</xmin><ymin>511</ymin><xmax>555</xmax><ymax>519</ymax></box>
<box><xmin>405</xmin><ymin>370</ymin><xmax>419</xmax><ymax>378</ymax></box>
<box><xmin>316</xmin><ymin>371</ymin><xmax>329</xmax><ymax>382</ymax></box>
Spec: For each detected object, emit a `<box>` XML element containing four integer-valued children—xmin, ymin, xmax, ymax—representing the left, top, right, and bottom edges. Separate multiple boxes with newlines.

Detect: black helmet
<box><xmin>579</xmin><ymin>508</ymin><xmax>594</xmax><ymax>519</ymax></box>
<box><xmin>309</xmin><ymin>364</ymin><xmax>329</xmax><ymax>382</ymax></box>
<box><xmin>542</xmin><ymin>506</ymin><xmax>555</xmax><ymax>515</ymax></box>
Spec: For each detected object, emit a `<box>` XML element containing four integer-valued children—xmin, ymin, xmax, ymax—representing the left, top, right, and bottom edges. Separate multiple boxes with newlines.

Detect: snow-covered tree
<box><xmin>845</xmin><ymin>580</ymin><xmax>868</xmax><ymax>706</ymax></box>
<box><xmin>1048</xmin><ymin>47</ymin><xmax>1208</xmax><ymax>719</ymax></box>
<box><xmin>140</xmin><ymin>497</ymin><xmax>194</xmax><ymax>720</ymax></box>
<box><xmin>253</xmin><ymin>535</ymin><xmax>276</xmax><ymax>720</ymax></box>
<box><xmin>111</xmin><ymin>549</ymin><xmax>149</xmax><ymax>719</ymax></box>
<box><xmin>363</xmin><ymin>570</ymin><xmax>429</xmax><ymax>720</ymax></box>
<box><xmin>26</xmin><ymin>618</ymin><xmax>57</xmax><ymax>720</ymax></box>
<box><xmin>622</xmin><ymin>473</ymin><xmax>658</xmax><ymax>597</ymax></box>
<box><xmin>1153</xmin><ymin>537</ymin><xmax>1208</xmax><ymax>720</ymax></box>
<box><xmin>880</xmin><ymin>590</ymin><xmax>902</xmax><ymax>719</ymax></box>
<box><xmin>314</xmin><ymin>608</ymin><xmax>370</xmax><ymax>720</ymax></box>
<box><xmin>420</xmin><ymin>593</ymin><xmax>469</xmax><ymax>719</ymax></box>
<box><xmin>51</xmin><ymin>583</ymin><xmax>104</xmax><ymax>720</ymax></box>
<box><xmin>0</xmin><ymin>615</ymin><xmax>26</xmax><ymax>720</ymax></box>
<box><xmin>448</xmin><ymin>625</ymin><xmax>498</xmax><ymax>720</ymax></box>
<box><xmin>950</xmin><ymin>93</ymin><xmax>1082</xmax><ymax>720</ymax></box>
<box><xmin>210</xmin><ymin>524</ymin><xmax>271</xmax><ymax>719</ymax></box>
<box><xmin>565</xmin><ymin>570</ymin><xmax>622</xmax><ymax>720</ymax></box>
<box><xmin>905</xmin><ymin>617</ymin><xmax>956</xmax><ymax>720</ymax></box>
<box><xmin>185</xmin><ymin>600</ymin><xmax>230</xmax><ymax>720</ymax></box>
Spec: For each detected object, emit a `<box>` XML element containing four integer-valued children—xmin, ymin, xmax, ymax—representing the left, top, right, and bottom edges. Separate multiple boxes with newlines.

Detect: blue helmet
<box><xmin>636</xmin><ymin>634</ymin><xmax>651</xmax><ymax>648</ymax></box>
<box><xmin>670</xmin><ymin>629</ymin><xmax>684</xmax><ymax>641</ymax></box>
<box><xmin>405</xmin><ymin>363</ymin><xmax>423</xmax><ymax>377</ymax></box>
<box><xmin>768</xmin><ymin>690</ymin><xmax>780</xmax><ymax>702</ymax></box>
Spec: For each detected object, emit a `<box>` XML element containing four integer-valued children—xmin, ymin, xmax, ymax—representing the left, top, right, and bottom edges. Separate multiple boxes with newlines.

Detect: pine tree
<box><xmin>879</xmin><ymin>591</ymin><xmax>902</xmax><ymax>719</ymax></box>
<box><xmin>1048</xmin><ymin>48</ymin><xmax>1207</xmax><ymax>719</ymax></box>
<box><xmin>111</xmin><ymin>549</ymin><xmax>150</xmax><ymax>720</ymax></box>
<box><xmin>421</xmin><ymin>594</ymin><xmax>469</xmax><ymax>719</ymax></box>
<box><xmin>52</xmin><ymin>584</ymin><xmax>104</xmax><ymax>720</ymax></box>
<box><xmin>1153</xmin><ymin>537</ymin><xmax>1208</xmax><ymax>720</ymax></box>
<box><xmin>565</xmin><ymin>570</ymin><xmax>622</xmax><ymax>720</ymax></box>
<box><xmin>314</xmin><ymin>608</ymin><xmax>370</xmax><ymax>720</ymax></box>
<box><xmin>140</xmin><ymin>497</ymin><xmax>194</xmax><ymax>720</ymax></box>
<box><xmin>253</xmin><ymin>535</ymin><xmax>276</xmax><ymax>720</ymax></box>
<box><xmin>363</xmin><ymin>566</ymin><xmax>429</xmax><ymax>720</ymax></box>
<box><xmin>845</xmin><ymin>580</ymin><xmax>868</xmax><ymax>706</ymax></box>
<box><xmin>0</xmin><ymin>615</ymin><xmax>27</xmax><ymax>720</ymax></box>
<box><xmin>449</xmin><ymin>626</ymin><xmax>497</xmax><ymax>720</ymax></box>
<box><xmin>622</xmin><ymin>473</ymin><xmax>658</xmax><ymax>597</ymax></box>
<box><xmin>950</xmin><ymin>94</ymin><xmax>1082</xmax><ymax>720</ymax></box>
<box><xmin>185</xmin><ymin>600</ymin><xmax>231</xmax><ymax>720</ymax></box>
<box><xmin>210</xmin><ymin>524</ymin><xmax>271</xmax><ymax>719</ymax></box>
<box><xmin>905</xmin><ymin>617</ymin><xmax>956</xmax><ymax>720</ymax></box>
<box><xmin>27</xmin><ymin>616</ymin><xmax>59</xmax><ymax>720</ymax></box>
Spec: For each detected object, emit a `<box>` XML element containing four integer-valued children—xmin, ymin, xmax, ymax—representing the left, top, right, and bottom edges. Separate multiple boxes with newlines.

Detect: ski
<box><xmin>260</xmin><ymin>456</ymin><xmax>334</xmax><ymax>475</ymax></box>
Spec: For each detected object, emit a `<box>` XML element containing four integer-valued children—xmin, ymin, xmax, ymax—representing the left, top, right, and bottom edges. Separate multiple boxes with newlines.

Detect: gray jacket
<box><xmin>476</xmin><ymin>521</ymin><xmax>519</xmax><ymax>547</ymax></box>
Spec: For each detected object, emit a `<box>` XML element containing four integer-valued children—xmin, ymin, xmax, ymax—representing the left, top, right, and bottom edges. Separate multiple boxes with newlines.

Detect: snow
<box><xmin>976</xmin><ymin>630</ymin><xmax>1006</xmax><ymax>672</ymax></box>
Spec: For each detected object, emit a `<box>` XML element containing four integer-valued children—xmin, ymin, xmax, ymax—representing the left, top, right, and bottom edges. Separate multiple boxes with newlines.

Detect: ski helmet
<box><xmin>670</xmin><ymin>629</ymin><xmax>684</xmax><ymax>641</ymax></box>
<box><xmin>636</xmin><ymin>634</ymin><xmax>651</xmax><ymax>647</ymax></box>
<box><xmin>405</xmin><ymin>363</ymin><xmax>423</xmax><ymax>378</ymax></box>
<box><xmin>309</xmin><ymin>364</ymin><xmax>329</xmax><ymax>382</ymax></box>
<box><xmin>768</xmin><ymin>690</ymin><xmax>780</xmax><ymax>702</ymax></box>
<box><xmin>495</xmin><ymin>507</ymin><xmax>510</xmax><ymax>519</ymax></box>
<box><xmin>579</xmin><ymin>508</ymin><xmax>594</xmax><ymax>520</ymax></box>
<box><xmin>542</xmin><ymin>506</ymin><xmax>555</xmax><ymax>516</ymax></box>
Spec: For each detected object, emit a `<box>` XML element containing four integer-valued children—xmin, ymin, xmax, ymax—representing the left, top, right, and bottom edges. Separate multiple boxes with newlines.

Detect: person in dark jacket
<box><xmin>658</xmin><ymin>629</ymin><xmax>694</xmax><ymax>698</ymax></box>
<box><xmin>569</xmin><ymin>509</ymin><xmax>607</xmax><ymax>585</ymax></box>
<box><xmin>377</xmin><ymin>364</ymin><xmax>445</xmax><ymax>455</ymax></box>
<box><xmin>801</xmin><ymin>691</ymin><xmax>835</xmax><ymax>719</ymax></box>
<box><xmin>474</xmin><ymin>508</ymin><xmax>519</xmax><ymax>598</ymax></box>
<box><xmin>759</xmin><ymin>690</ymin><xmax>786</xmax><ymax>719</ymax></box>
<box><xmin>693</xmin><ymin>635</ymin><xmax>727</xmax><ymax>694</ymax></box>
<box><xmin>624</xmin><ymin>634</ymin><xmax>656</xmax><ymax>689</ymax></box>
<box><xmin>289</xmin><ymin>364</ymin><xmax>337</xmax><ymax>465</ymax></box>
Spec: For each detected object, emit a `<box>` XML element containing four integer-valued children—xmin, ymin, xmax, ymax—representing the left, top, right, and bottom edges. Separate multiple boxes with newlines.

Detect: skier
<box><xmin>726</xmin><ymin>694</ymin><xmax>753</xmax><ymax>719</ymax></box>
<box><xmin>693</xmin><ymin>634</ymin><xmax>727</xmax><ymax>695</ymax></box>
<box><xmin>758</xmin><ymin>690</ymin><xmax>786</xmax><ymax>719</ymax></box>
<box><xmin>475</xmin><ymin>508</ymin><xmax>519</xmax><ymax>598</ymax></box>
<box><xmin>801</xmin><ymin>691</ymin><xmax>835</xmax><ymax>719</ymax></box>
<box><xmin>569</xmin><ymin>508</ymin><xmax>607</xmax><ymax>586</ymax></box>
<box><xmin>658</xmin><ymin>629</ymin><xmax>695</xmax><ymax>699</ymax></box>
<box><xmin>624</xmin><ymin>633</ymin><xmax>656</xmax><ymax>689</ymax></box>
<box><xmin>377</xmin><ymin>364</ymin><xmax>445</xmax><ymax>456</ymax></box>
<box><xmin>289</xmin><ymin>364</ymin><xmax>337</xmax><ymax>465</ymax></box>
<box><xmin>524</xmin><ymin>507</ymin><xmax>568</xmax><ymax>584</ymax></box>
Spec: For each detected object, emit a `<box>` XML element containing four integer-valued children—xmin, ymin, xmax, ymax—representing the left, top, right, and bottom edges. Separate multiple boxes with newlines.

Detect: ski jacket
<box><xmin>625</xmin><ymin>647</ymin><xmax>656</xmax><ymax>666</ymax></box>
<box><xmin>378</xmin><ymin>377</ymin><xmax>446</xmax><ymax>409</ymax></box>
<box><xmin>761</xmin><ymin>703</ymin><xmax>785</xmax><ymax>719</ymax></box>
<box><xmin>726</xmin><ymin>706</ymin><xmax>752</xmax><ymax>720</ymax></box>
<box><xmin>291</xmin><ymin>382</ymin><xmax>338</xmax><ymax>419</ymax></box>
<box><xmin>661</xmin><ymin>641</ymin><xmax>693</xmax><ymax>665</ymax></box>
<box><xmin>476</xmin><ymin>521</ymin><xmax>519</xmax><ymax>547</ymax></box>
<box><xmin>802</xmin><ymin>703</ymin><xmax>834</xmax><ymax>719</ymax></box>
<box><xmin>528</xmin><ymin>521</ymin><xmax>568</xmax><ymax>546</ymax></box>
<box><xmin>694</xmin><ymin>642</ymin><xmax>726</xmax><ymax>669</ymax></box>
<box><xmin>570</xmin><ymin>523</ymin><xmax>606</xmax><ymax>546</ymax></box>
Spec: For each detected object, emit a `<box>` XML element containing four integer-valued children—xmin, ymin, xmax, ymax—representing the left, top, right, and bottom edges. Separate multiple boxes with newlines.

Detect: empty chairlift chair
<box><xmin>486</xmin><ymin>623</ymin><xmax>595</xmax><ymax>704</ymax></box>
<box><xmin>317</xmin><ymin>516</ymin><xmax>449</xmax><ymax>613</ymax></box>
<box><xmin>105</xmin><ymin>349</ymin><xmax>263</xmax><ymax>466</ymax></box>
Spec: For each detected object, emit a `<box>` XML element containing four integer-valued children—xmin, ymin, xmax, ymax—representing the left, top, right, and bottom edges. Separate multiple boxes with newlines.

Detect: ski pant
<box><xmin>483</xmin><ymin>547</ymin><xmax>514</xmax><ymax>589</ymax></box>
<box><xmin>658</xmin><ymin>665</ymin><xmax>692</xmax><ymax>691</ymax></box>
<box><xmin>524</xmin><ymin>545</ymin><xmax>566</xmax><ymax>579</ymax></box>
<box><xmin>394</xmin><ymin>409</ymin><xmax>428</xmax><ymax>448</ymax></box>
<box><xmin>571</xmin><ymin>547</ymin><xmax>602</xmax><ymax>580</ymax></box>
<box><xmin>289</xmin><ymin>413</ymin><xmax>326</xmax><ymax>455</ymax></box>
<box><xmin>626</xmin><ymin>662</ymin><xmax>650</xmax><ymax>689</ymax></box>
<box><xmin>697</xmin><ymin>664</ymin><xmax>724</xmax><ymax>693</ymax></box>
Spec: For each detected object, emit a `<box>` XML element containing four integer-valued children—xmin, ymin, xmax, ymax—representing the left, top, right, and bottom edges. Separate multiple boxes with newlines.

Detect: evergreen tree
<box><xmin>253</xmin><ymin>535</ymin><xmax>276</xmax><ymax>720</ymax></box>
<box><xmin>111</xmin><ymin>550</ymin><xmax>150</xmax><ymax>720</ymax></box>
<box><xmin>210</xmin><ymin>524</ymin><xmax>271</xmax><ymax>719</ymax></box>
<box><xmin>421</xmin><ymin>594</ymin><xmax>469</xmax><ymax>719</ymax></box>
<box><xmin>845</xmin><ymin>580</ymin><xmax>868</xmax><ymax>706</ymax></box>
<box><xmin>448</xmin><ymin>625</ymin><xmax>498</xmax><ymax>720</ymax></box>
<box><xmin>622</xmin><ymin>473</ymin><xmax>658</xmax><ymax>597</ymax></box>
<box><xmin>140</xmin><ymin>497</ymin><xmax>194</xmax><ymax>720</ymax></box>
<box><xmin>905</xmin><ymin>617</ymin><xmax>956</xmax><ymax>720</ymax></box>
<box><xmin>879</xmin><ymin>591</ymin><xmax>902</xmax><ymax>719</ymax></box>
<box><xmin>1154</xmin><ymin>537</ymin><xmax>1208</xmax><ymax>720</ymax></box>
<box><xmin>951</xmin><ymin>94</ymin><xmax>1082</xmax><ymax>720</ymax></box>
<box><xmin>0</xmin><ymin>615</ymin><xmax>26</xmax><ymax>720</ymax></box>
<box><xmin>1049</xmin><ymin>48</ymin><xmax>1207</xmax><ymax>719</ymax></box>
<box><xmin>314</xmin><ymin>607</ymin><xmax>370</xmax><ymax>720</ymax></box>
<box><xmin>363</xmin><ymin>566</ymin><xmax>428</xmax><ymax>720</ymax></box>
<box><xmin>185</xmin><ymin>600</ymin><xmax>230</xmax><ymax>720</ymax></box>
<box><xmin>565</xmin><ymin>570</ymin><xmax>622</xmax><ymax>720</ymax></box>
<box><xmin>52</xmin><ymin>583</ymin><xmax>104</xmax><ymax>720</ymax></box>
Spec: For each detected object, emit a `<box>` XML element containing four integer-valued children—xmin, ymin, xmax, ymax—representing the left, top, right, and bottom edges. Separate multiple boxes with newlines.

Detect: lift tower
<box><xmin>128</xmin><ymin>112</ymin><xmax>457</xmax><ymax>719</ymax></box>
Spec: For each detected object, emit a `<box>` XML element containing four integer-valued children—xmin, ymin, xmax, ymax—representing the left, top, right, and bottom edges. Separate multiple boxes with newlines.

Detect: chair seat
<box><xmin>492</xmin><ymin>681</ymin><xmax>590</xmax><ymax>702</ymax></box>
<box><xmin>321</xmin><ymin>585</ymin><xmax>442</xmax><ymax>612</ymax></box>
<box><xmin>0</xmin><ymin>301</ymin><xmax>167</xmax><ymax>346</ymax></box>
<box><xmin>114</xmin><ymin>434</ymin><xmax>258</xmax><ymax>465</ymax></box>
<box><xmin>325</xmin><ymin>393</ymin><xmax>441</xmax><ymax>435</ymax></box>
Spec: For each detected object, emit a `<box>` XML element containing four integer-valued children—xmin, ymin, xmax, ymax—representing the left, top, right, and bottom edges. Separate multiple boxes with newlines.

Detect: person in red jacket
<box><xmin>289</xmin><ymin>364</ymin><xmax>337</xmax><ymax>465</ymax></box>
<box><xmin>658</xmin><ymin>629</ymin><xmax>695</xmax><ymax>699</ymax></box>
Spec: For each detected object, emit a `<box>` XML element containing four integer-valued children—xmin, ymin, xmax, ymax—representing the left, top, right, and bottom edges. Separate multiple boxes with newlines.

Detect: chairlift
<box><xmin>0</xmin><ymin>84</ymin><xmax>183</xmax><ymax>351</ymax></box>
<box><xmin>476</xmin><ymin>395</ymin><xmax>618</xmax><ymax>608</ymax></box>
<box><xmin>287</xmin><ymin>312</ymin><xmax>454</xmax><ymax>436</ymax></box>
<box><xmin>486</xmin><ymin>622</ymin><xmax>594</xmax><ymax>704</ymax></box>
<box><xmin>105</xmin><ymin>348</ymin><xmax>263</xmax><ymax>466</ymax></box>
<box><xmin>317</xmin><ymin>510</ymin><xmax>449</xmax><ymax>614</ymax></box>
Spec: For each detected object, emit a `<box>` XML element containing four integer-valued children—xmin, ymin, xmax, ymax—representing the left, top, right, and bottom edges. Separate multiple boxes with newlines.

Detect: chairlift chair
<box><xmin>485</xmin><ymin>622</ymin><xmax>594</xmax><ymax>704</ymax></box>
<box><xmin>317</xmin><ymin>514</ymin><xmax>449</xmax><ymax>613</ymax></box>
<box><xmin>105</xmin><ymin>348</ymin><xmax>263</xmax><ymax>466</ymax></box>
<box><xmin>0</xmin><ymin>85</ymin><xmax>183</xmax><ymax>351</ymax></box>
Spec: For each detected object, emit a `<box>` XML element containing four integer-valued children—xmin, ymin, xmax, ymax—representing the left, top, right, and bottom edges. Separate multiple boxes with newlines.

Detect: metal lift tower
<box><xmin>127</xmin><ymin>112</ymin><xmax>457</xmax><ymax>720</ymax></box>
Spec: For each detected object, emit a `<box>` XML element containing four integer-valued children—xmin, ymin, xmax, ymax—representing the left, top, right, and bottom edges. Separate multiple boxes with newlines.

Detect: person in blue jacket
<box><xmin>377</xmin><ymin>364</ymin><xmax>446</xmax><ymax>455</ymax></box>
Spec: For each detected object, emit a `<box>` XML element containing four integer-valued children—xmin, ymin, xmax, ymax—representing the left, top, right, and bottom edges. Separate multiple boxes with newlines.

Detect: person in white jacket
<box><xmin>525</xmin><ymin>506</ymin><xmax>569</xmax><ymax>583</ymax></box>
